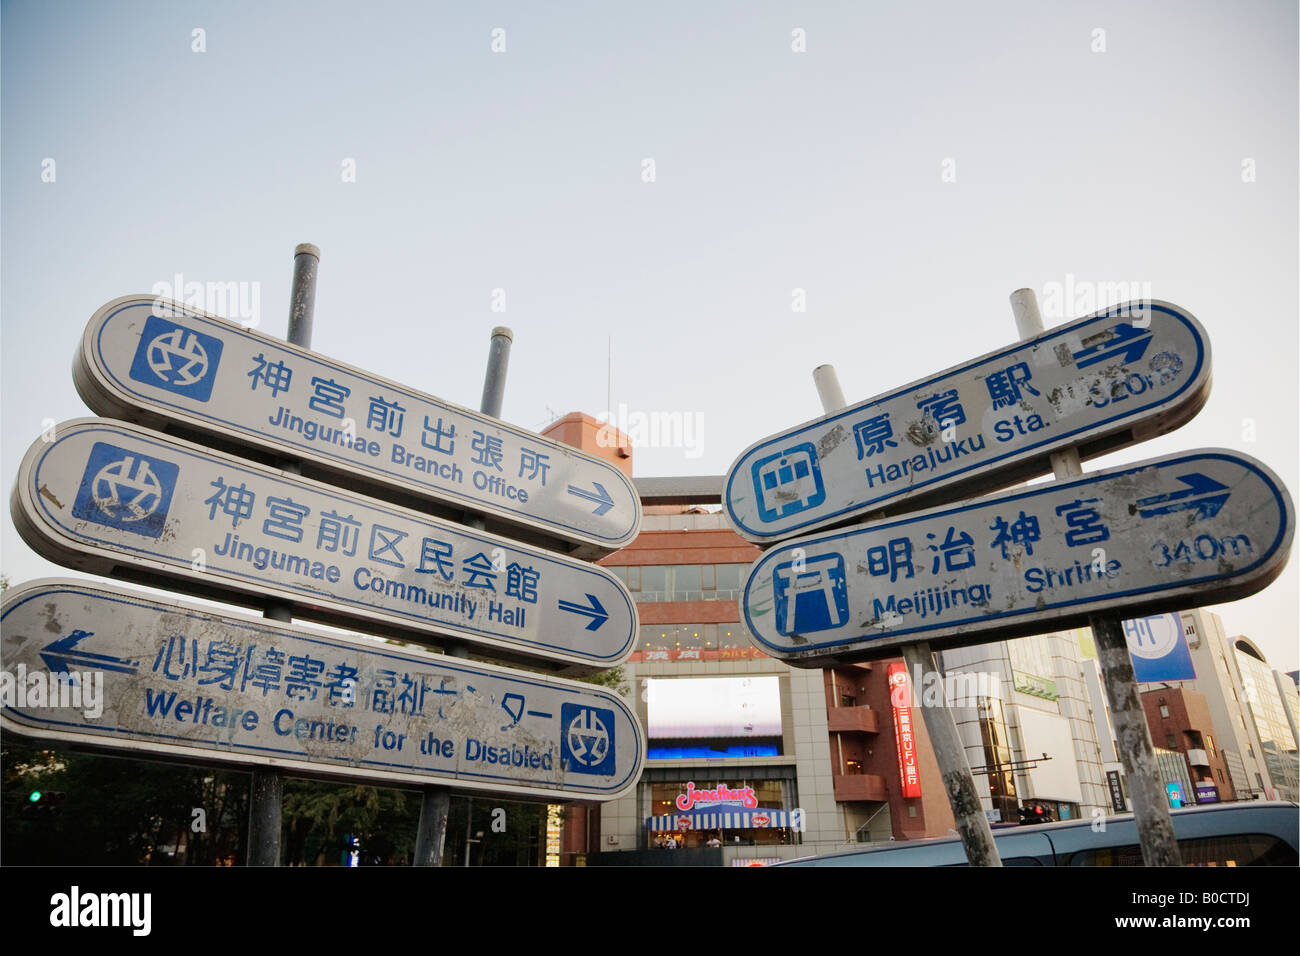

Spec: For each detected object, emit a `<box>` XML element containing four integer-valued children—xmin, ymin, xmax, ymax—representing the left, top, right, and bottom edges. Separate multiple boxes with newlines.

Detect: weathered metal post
<box><xmin>412</xmin><ymin>325</ymin><xmax>514</xmax><ymax>867</ymax></box>
<box><xmin>247</xmin><ymin>242</ymin><xmax>320</xmax><ymax>866</ymax></box>
<box><xmin>812</xmin><ymin>365</ymin><xmax>1002</xmax><ymax>866</ymax></box>
<box><xmin>1009</xmin><ymin>287</ymin><xmax>1182</xmax><ymax>866</ymax></box>
<box><xmin>479</xmin><ymin>327</ymin><xmax>513</xmax><ymax>419</ymax></box>
<box><xmin>900</xmin><ymin>642</ymin><xmax>1003</xmax><ymax>865</ymax></box>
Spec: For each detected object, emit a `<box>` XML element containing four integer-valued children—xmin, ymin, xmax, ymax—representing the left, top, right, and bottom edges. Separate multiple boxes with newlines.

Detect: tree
<box><xmin>281</xmin><ymin>779</ymin><xmax>417</xmax><ymax>865</ymax></box>
<box><xmin>1</xmin><ymin>741</ymin><xmax>249</xmax><ymax>865</ymax></box>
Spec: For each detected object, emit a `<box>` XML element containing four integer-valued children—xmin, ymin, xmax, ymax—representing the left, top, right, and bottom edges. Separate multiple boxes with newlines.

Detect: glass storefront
<box><xmin>608</xmin><ymin>563</ymin><xmax>749</xmax><ymax>603</ymax></box>
<box><xmin>643</xmin><ymin>774</ymin><xmax>800</xmax><ymax>849</ymax></box>
<box><xmin>638</xmin><ymin>623</ymin><xmax>749</xmax><ymax>655</ymax></box>
<box><xmin>979</xmin><ymin>697</ymin><xmax>1019</xmax><ymax>823</ymax></box>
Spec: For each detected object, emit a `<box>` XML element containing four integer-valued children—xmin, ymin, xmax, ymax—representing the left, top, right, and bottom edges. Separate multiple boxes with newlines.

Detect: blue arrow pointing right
<box><xmin>558</xmin><ymin>593</ymin><xmax>610</xmax><ymax>631</ymax></box>
<box><xmin>567</xmin><ymin>482</ymin><xmax>615</xmax><ymax>516</ymax></box>
<box><xmin>1072</xmin><ymin>322</ymin><xmax>1154</xmax><ymax>369</ymax></box>
<box><xmin>1136</xmin><ymin>473</ymin><xmax>1230</xmax><ymax>520</ymax></box>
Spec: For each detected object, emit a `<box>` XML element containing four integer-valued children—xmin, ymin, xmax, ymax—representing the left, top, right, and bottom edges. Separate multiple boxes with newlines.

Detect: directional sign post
<box><xmin>12</xmin><ymin>419</ymin><xmax>637</xmax><ymax>672</ymax></box>
<box><xmin>806</xmin><ymin>364</ymin><xmax>1002</xmax><ymax>866</ymax></box>
<box><xmin>1</xmin><ymin>579</ymin><xmax>644</xmax><ymax>801</ymax></box>
<box><xmin>725</xmin><ymin>300</ymin><xmax>1210</xmax><ymax>543</ymax></box>
<box><xmin>74</xmin><ymin>295</ymin><xmax>641</xmax><ymax>557</ymax></box>
<box><xmin>248</xmin><ymin>242</ymin><xmax>320</xmax><ymax>866</ymax></box>
<box><xmin>741</xmin><ymin>450</ymin><xmax>1293</xmax><ymax>665</ymax></box>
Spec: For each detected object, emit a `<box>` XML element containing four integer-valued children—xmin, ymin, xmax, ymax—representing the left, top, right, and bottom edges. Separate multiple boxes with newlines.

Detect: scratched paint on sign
<box><xmin>1</xmin><ymin>580</ymin><xmax>643</xmax><ymax>800</ymax></box>
<box><xmin>741</xmin><ymin>450</ymin><xmax>1292</xmax><ymax>665</ymax></box>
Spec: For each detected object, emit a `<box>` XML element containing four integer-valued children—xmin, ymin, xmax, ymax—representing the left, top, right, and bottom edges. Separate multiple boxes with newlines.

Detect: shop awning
<box><xmin>648</xmin><ymin>808</ymin><xmax>793</xmax><ymax>832</ymax></box>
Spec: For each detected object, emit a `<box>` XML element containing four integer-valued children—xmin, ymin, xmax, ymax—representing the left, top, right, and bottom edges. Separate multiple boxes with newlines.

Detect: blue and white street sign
<box><xmin>74</xmin><ymin>295</ymin><xmax>641</xmax><ymax>557</ymax></box>
<box><xmin>1124</xmin><ymin>613</ymin><xmax>1197</xmax><ymax>683</ymax></box>
<box><xmin>1</xmin><ymin>579</ymin><xmax>644</xmax><ymax>800</ymax></box>
<box><xmin>740</xmin><ymin>450</ymin><xmax>1293</xmax><ymax>665</ymax></box>
<box><xmin>12</xmin><ymin>419</ymin><xmax>637</xmax><ymax>671</ymax></box>
<box><xmin>725</xmin><ymin>301</ymin><xmax>1211</xmax><ymax>543</ymax></box>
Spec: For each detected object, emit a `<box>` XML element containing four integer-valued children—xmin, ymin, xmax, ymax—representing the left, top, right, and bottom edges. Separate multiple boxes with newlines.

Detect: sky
<box><xmin>2</xmin><ymin>0</ymin><xmax>1297</xmax><ymax>669</ymax></box>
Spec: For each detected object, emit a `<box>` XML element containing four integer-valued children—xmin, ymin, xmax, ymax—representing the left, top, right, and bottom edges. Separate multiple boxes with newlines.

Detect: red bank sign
<box><xmin>888</xmin><ymin>664</ymin><xmax>922</xmax><ymax>799</ymax></box>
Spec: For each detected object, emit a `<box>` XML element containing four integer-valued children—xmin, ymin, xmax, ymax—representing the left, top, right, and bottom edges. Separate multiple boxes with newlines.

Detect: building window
<box><xmin>1159</xmin><ymin>704</ymin><xmax>1170</xmax><ymax>719</ymax></box>
<box><xmin>977</xmin><ymin>697</ymin><xmax>1017</xmax><ymax>824</ymax></box>
<box><xmin>612</xmin><ymin>563</ymin><xmax>753</xmax><ymax>603</ymax></box>
<box><xmin>1165</xmin><ymin>733</ymin><xmax>1177</xmax><ymax>749</ymax></box>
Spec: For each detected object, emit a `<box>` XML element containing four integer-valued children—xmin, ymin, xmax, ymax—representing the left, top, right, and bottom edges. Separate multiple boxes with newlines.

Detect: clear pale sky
<box><xmin>3</xmin><ymin>1</ymin><xmax>1296</xmax><ymax>669</ymax></box>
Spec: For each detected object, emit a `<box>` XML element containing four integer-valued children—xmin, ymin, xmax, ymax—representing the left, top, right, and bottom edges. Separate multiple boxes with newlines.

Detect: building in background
<box><xmin>1140</xmin><ymin>686</ymin><xmax>1235</xmax><ymax>803</ymax></box>
<box><xmin>543</xmin><ymin>413</ymin><xmax>954</xmax><ymax>865</ymax></box>
<box><xmin>938</xmin><ymin>631</ymin><xmax>1110</xmax><ymax>824</ymax></box>
<box><xmin>1232</xmin><ymin>636</ymin><xmax>1299</xmax><ymax>802</ymax></box>
<box><xmin>1076</xmin><ymin>654</ymin><xmax>1130</xmax><ymax>811</ymax></box>
<box><xmin>1153</xmin><ymin>747</ymin><xmax>1198</xmax><ymax>808</ymax></box>
<box><xmin>1172</xmin><ymin>609</ymin><xmax>1276</xmax><ymax>800</ymax></box>
<box><xmin>539</xmin><ymin>414</ymin><xmax>1296</xmax><ymax>863</ymax></box>
<box><xmin>1075</xmin><ymin>609</ymin><xmax>1296</xmax><ymax>806</ymax></box>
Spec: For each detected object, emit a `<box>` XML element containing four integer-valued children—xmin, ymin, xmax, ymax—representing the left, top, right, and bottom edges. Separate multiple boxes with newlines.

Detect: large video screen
<box><xmin>646</xmin><ymin>676</ymin><xmax>782</xmax><ymax>739</ymax></box>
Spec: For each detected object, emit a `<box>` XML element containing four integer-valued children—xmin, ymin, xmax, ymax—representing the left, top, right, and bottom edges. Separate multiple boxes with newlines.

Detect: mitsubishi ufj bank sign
<box><xmin>0</xmin><ymin>579</ymin><xmax>643</xmax><ymax>801</ymax></box>
<box><xmin>725</xmin><ymin>301</ymin><xmax>1210</xmax><ymax>542</ymax></box>
<box><xmin>74</xmin><ymin>295</ymin><xmax>640</xmax><ymax>557</ymax></box>
<box><xmin>740</xmin><ymin>450</ymin><xmax>1293</xmax><ymax>666</ymax></box>
<box><xmin>11</xmin><ymin>419</ymin><xmax>637</xmax><ymax>671</ymax></box>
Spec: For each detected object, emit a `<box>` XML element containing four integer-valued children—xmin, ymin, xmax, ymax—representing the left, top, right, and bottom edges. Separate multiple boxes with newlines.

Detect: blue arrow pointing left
<box><xmin>40</xmin><ymin>630</ymin><xmax>141</xmax><ymax>676</ymax></box>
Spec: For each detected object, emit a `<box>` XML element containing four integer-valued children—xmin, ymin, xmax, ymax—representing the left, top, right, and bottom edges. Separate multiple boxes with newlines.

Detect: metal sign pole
<box><xmin>813</xmin><ymin>366</ymin><xmax>1002</xmax><ymax>866</ymax></box>
<box><xmin>413</xmin><ymin>326</ymin><xmax>514</xmax><ymax>867</ymax></box>
<box><xmin>1009</xmin><ymin>288</ymin><xmax>1182</xmax><ymax>867</ymax></box>
<box><xmin>247</xmin><ymin>243</ymin><xmax>320</xmax><ymax>867</ymax></box>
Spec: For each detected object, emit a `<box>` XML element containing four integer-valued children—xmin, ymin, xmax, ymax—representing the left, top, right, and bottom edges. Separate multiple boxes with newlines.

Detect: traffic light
<box><xmin>1017</xmin><ymin>804</ymin><xmax>1050</xmax><ymax>826</ymax></box>
<box><xmin>21</xmin><ymin>790</ymin><xmax>66</xmax><ymax>819</ymax></box>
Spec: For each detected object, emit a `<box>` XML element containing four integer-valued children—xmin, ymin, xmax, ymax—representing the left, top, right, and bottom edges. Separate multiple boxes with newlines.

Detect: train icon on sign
<box><xmin>752</xmin><ymin>443</ymin><xmax>825</xmax><ymax>523</ymax></box>
<box><xmin>71</xmin><ymin>442</ymin><xmax>179</xmax><ymax>539</ymax></box>
<box><xmin>128</xmin><ymin>314</ymin><xmax>224</xmax><ymax>402</ymax></box>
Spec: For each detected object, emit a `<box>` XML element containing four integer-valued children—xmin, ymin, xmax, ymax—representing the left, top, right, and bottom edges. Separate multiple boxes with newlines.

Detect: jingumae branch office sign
<box><xmin>75</xmin><ymin>295</ymin><xmax>641</xmax><ymax>557</ymax></box>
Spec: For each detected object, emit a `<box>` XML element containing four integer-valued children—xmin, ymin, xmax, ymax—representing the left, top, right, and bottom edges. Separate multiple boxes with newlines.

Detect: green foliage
<box><xmin>281</xmin><ymin>779</ymin><xmax>418</xmax><ymax>865</ymax></box>
<box><xmin>1</xmin><ymin>741</ymin><xmax>249</xmax><ymax>865</ymax></box>
<box><xmin>576</xmin><ymin>665</ymin><xmax>630</xmax><ymax>697</ymax></box>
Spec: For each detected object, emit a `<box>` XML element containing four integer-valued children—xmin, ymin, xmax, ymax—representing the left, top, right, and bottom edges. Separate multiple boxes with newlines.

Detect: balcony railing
<box><xmin>833</xmin><ymin>773</ymin><xmax>888</xmax><ymax>803</ymax></box>
<box><xmin>827</xmin><ymin>706</ymin><xmax>880</xmax><ymax>734</ymax></box>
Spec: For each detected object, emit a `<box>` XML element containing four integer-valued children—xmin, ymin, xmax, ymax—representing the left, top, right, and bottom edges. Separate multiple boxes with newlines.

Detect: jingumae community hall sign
<box><xmin>12</xmin><ymin>419</ymin><xmax>637</xmax><ymax>671</ymax></box>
